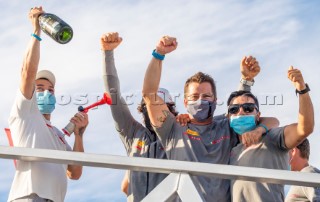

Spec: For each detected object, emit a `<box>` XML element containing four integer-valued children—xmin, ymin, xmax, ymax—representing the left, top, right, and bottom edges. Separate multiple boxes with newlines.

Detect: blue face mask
<box><xmin>187</xmin><ymin>100</ymin><xmax>216</xmax><ymax>122</ymax></box>
<box><xmin>36</xmin><ymin>90</ymin><xmax>56</xmax><ymax>114</ymax></box>
<box><xmin>229</xmin><ymin>115</ymin><xmax>256</xmax><ymax>135</ymax></box>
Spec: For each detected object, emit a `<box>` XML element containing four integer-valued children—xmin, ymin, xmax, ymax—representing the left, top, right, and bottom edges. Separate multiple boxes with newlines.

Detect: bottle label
<box><xmin>39</xmin><ymin>13</ymin><xmax>73</xmax><ymax>44</ymax></box>
<box><xmin>40</xmin><ymin>16</ymin><xmax>60</xmax><ymax>35</ymax></box>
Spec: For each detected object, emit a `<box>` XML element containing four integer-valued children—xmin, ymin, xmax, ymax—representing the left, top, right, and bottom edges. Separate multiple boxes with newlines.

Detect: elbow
<box><xmin>67</xmin><ymin>168</ymin><xmax>82</xmax><ymax>180</ymax></box>
<box><xmin>121</xmin><ymin>184</ymin><xmax>128</xmax><ymax>196</ymax></box>
<box><xmin>68</xmin><ymin>172</ymin><xmax>82</xmax><ymax>180</ymax></box>
<box><xmin>304</xmin><ymin>119</ymin><xmax>314</xmax><ymax>136</ymax></box>
<box><xmin>304</xmin><ymin>126</ymin><xmax>314</xmax><ymax>137</ymax></box>
<box><xmin>298</xmin><ymin>125</ymin><xmax>314</xmax><ymax>138</ymax></box>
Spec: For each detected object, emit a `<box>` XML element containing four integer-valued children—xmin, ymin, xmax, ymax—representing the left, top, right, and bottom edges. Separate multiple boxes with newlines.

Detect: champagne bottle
<box><xmin>38</xmin><ymin>13</ymin><xmax>73</xmax><ymax>44</ymax></box>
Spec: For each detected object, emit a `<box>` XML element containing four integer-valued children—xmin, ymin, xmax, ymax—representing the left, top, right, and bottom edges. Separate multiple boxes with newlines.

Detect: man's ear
<box><xmin>291</xmin><ymin>148</ymin><xmax>297</xmax><ymax>156</ymax></box>
<box><xmin>292</xmin><ymin>147</ymin><xmax>300</xmax><ymax>156</ymax></box>
<box><xmin>184</xmin><ymin>98</ymin><xmax>188</xmax><ymax>108</ymax></box>
<box><xmin>256</xmin><ymin>111</ymin><xmax>261</xmax><ymax>122</ymax></box>
<box><xmin>226</xmin><ymin>112</ymin><xmax>231</xmax><ymax>119</ymax></box>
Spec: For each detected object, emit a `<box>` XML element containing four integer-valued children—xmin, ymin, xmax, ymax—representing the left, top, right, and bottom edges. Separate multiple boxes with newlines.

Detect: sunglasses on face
<box><xmin>228</xmin><ymin>103</ymin><xmax>258</xmax><ymax>114</ymax></box>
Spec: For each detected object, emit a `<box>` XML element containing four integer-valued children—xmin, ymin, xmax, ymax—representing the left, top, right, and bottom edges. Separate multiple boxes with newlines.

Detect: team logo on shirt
<box><xmin>185</xmin><ymin>129</ymin><xmax>199</xmax><ymax>136</ymax></box>
<box><xmin>135</xmin><ymin>140</ymin><xmax>145</xmax><ymax>150</ymax></box>
<box><xmin>211</xmin><ymin>135</ymin><xmax>230</xmax><ymax>145</ymax></box>
<box><xmin>184</xmin><ymin>129</ymin><xmax>201</xmax><ymax>140</ymax></box>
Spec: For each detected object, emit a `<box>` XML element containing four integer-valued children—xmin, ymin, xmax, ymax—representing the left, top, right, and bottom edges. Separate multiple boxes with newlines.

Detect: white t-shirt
<box><xmin>285</xmin><ymin>165</ymin><xmax>320</xmax><ymax>202</ymax></box>
<box><xmin>8</xmin><ymin>90</ymin><xmax>71</xmax><ymax>202</ymax></box>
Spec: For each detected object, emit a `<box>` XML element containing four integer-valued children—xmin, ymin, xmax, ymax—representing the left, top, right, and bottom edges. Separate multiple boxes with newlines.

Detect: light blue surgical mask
<box><xmin>230</xmin><ymin>115</ymin><xmax>256</xmax><ymax>135</ymax></box>
<box><xmin>36</xmin><ymin>90</ymin><xmax>56</xmax><ymax>114</ymax></box>
<box><xmin>187</xmin><ymin>100</ymin><xmax>216</xmax><ymax>122</ymax></box>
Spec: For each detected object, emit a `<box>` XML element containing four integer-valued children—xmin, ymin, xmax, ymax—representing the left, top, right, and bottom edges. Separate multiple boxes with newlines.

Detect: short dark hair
<box><xmin>296</xmin><ymin>139</ymin><xmax>310</xmax><ymax>160</ymax></box>
<box><xmin>184</xmin><ymin>72</ymin><xmax>216</xmax><ymax>99</ymax></box>
<box><xmin>227</xmin><ymin>90</ymin><xmax>259</xmax><ymax>110</ymax></box>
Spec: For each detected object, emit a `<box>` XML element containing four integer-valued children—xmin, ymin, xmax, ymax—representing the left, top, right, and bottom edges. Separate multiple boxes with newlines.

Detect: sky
<box><xmin>1</xmin><ymin>0</ymin><xmax>320</xmax><ymax>201</ymax></box>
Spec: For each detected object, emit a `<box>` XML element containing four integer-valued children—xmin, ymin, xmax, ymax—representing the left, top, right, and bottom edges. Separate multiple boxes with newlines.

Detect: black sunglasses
<box><xmin>228</xmin><ymin>103</ymin><xmax>258</xmax><ymax>114</ymax></box>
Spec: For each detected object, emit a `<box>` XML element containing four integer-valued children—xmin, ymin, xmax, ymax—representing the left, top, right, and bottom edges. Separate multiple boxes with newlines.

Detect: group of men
<box><xmin>6</xmin><ymin>6</ymin><xmax>319</xmax><ymax>202</ymax></box>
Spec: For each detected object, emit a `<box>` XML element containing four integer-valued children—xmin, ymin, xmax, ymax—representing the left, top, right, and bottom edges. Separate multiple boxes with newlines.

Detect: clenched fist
<box><xmin>101</xmin><ymin>32</ymin><xmax>123</xmax><ymax>51</ymax></box>
<box><xmin>240</xmin><ymin>56</ymin><xmax>260</xmax><ymax>81</ymax></box>
<box><xmin>155</xmin><ymin>35</ymin><xmax>178</xmax><ymax>55</ymax></box>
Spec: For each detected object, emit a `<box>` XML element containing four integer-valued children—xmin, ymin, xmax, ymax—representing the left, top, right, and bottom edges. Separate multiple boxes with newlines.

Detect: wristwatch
<box><xmin>296</xmin><ymin>83</ymin><xmax>310</xmax><ymax>95</ymax></box>
<box><xmin>240</xmin><ymin>78</ymin><xmax>254</xmax><ymax>86</ymax></box>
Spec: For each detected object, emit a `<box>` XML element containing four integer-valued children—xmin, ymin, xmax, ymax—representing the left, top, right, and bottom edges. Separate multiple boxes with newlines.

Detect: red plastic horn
<box><xmin>79</xmin><ymin>92</ymin><xmax>112</xmax><ymax>113</ymax></box>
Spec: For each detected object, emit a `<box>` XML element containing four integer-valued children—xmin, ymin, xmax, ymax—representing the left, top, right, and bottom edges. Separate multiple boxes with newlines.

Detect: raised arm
<box><xmin>142</xmin><ymin>36</ymin><xmax>177</xmax><ymax>127</ymax></box>
<box><xmin>238</xmin><ymin>56</ymin><xmax>280</xmax><ymax>147</ymax></box>
<box><xmin>284</xmin><ymin>66</ymin><xmax>314</xmax><ymax>149</ymax></box>
<box><xmin>101</xmin><ymin>32</ymin><xmax>144</xmax><ymax>151</ymax></box>
<box><xmin>100</xmin><ymin>32</ymin><xmax>130</xmax><ymax>128</ymax></box>
<box><xmin>20</xmin><ymin>7</ymin><xmax>44</xmax><ymax>99</ymax></box>
<box><xmin>238</xmin><ymin>56</ymin><xmax>260</xmax><ymax>91</ymax></box>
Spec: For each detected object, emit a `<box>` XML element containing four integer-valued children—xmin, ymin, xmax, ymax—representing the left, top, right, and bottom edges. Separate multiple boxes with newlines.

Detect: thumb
<box><xmin>288</xmin><ymin>65</ymin><xmax>293</xmax><ymax>71</ymax></box>
<box><xmin>241</xmin><ymin>56</ymin><xmax>247</xmax><ymax>65</ymax></box>
<box><xmin>118</xmin><ymin>37</ymin><xmax>123</xmax><ymax>43</ymax></box>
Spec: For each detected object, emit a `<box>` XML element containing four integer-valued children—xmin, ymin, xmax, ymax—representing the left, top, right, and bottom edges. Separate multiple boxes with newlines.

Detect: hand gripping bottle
<box><xmin>38</xmin><ymin>13</ymin><xmax>73</xmax><ymax>44</ymax></box>
<box><xmin>62</xmin><ymin>106</ymin><xmax>84</xmax><ymax>136</ymax></box>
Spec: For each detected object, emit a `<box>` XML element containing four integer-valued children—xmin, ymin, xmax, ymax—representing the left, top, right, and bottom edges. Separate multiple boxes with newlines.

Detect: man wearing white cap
<box><xmin>8</xmin><ymin>7</ymin><xmax>88</xmax><ymax>202</ymax></box>
<box><xmin>101</xmin><ymin>32</ymin><xmax>179</xmax><ymax>202</ymax></box>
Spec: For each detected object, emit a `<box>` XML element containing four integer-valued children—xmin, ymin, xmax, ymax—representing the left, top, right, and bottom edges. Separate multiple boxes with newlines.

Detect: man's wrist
<box><xmin>152</xmin><ymin>49</ymin><xmax>165</xmax><ymax>61</ymax></box>
<box><xmin>257</xmin><ymin>123</ymin><xmax>268</xmax><ymax>134</ymax></box>
<box><xmin>240</xmin><ymin>78</ymin><xmax>254</xmax><ymax>86</ymax></box>
<box><xmin>296</xmin><ymin>83</ymin><xmax>310</xmax><ymax>95</ymax></box>
<box><xmin>31</xmin><ymin>33</ymin><xmax>42</xmax><ymax>41</ymax></box>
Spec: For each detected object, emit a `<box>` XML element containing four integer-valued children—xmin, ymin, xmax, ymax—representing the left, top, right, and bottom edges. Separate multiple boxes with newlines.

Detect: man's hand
<box><xmin>240</xmin><ymin>56</ymin><xmax>260</xmax><ymax>81</ymax></box>
<box><xmin>100</xmin><ymin>32</ymin><xmax>123</xmax><ymax>51</ymax></box>
<box><xmin>241</xmin><ymin>126</ymin><xmax>265</xmax><ymax>147</ymax></box>
<box><xmin>287</xmin><ymin>66</ymin><xmax>306</xmax><ymax>91</ymax></box>
<box><xmin>155</xmin><ymin>36</ymin><xmax>178</xmax><ymax>55</ymax></box>
<box><xmin>70</xmin><ymin>112</ymin><xmax>89</xmax><ymax>137</ymax></box>
<box><xmin>176</xmin><ymin>114</ymin><xmax>191</xmax><ymax>126</ymax></box>
<box><xmin>29</xmin><ymin>6</ymin><xmax>44</xmax><ymax>34</ymax></box>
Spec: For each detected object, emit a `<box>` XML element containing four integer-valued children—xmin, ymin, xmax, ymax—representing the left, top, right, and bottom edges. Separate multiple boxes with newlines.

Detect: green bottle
<box><xmin>39</xmin><ymin>13</ymin><xmax>73</xmax><ymax>44</ymax></box>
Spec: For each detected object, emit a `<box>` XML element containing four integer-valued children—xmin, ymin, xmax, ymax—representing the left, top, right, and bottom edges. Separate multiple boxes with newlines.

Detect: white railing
<box><xmin>1</xmin><ymin>145</ymin><xmax>320</xmax><ymax>201</ymax></box>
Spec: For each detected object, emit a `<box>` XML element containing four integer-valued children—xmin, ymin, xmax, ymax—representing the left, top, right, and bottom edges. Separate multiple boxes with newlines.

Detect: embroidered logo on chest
<box><xmin>183</xmin><ymin>129</ymin><xmax>201</xmax><ymax>140</ymax></box>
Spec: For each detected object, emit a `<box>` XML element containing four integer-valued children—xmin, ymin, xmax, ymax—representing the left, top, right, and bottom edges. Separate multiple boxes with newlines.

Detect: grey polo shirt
<box><xmin>154</xmin><ymin>113</ymin><xmax>238</xmax><ymax>202</ymax></box>
<box><xmin>230</xmin><ymin>127</ymin><xmax>289</xmax><ymax>202</ymax></box>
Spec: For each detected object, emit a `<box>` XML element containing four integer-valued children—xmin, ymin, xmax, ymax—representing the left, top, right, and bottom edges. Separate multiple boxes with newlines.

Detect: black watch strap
<box><xmin>296</xmin><ymin>83</ymin><xmax>310</xmax><ymax>95</ymax></box>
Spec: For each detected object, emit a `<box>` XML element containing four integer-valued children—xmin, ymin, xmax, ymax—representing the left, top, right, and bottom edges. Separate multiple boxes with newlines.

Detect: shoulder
<box><xmin>268</xmin><ymin>126</ymin><xmax>285</xmax><ymax>135</ymax></box>
<box><xmin>302</xmin><ymin>165</ymin><xmax>320</xmax><ymax>174</ymax></box>
<box><xmin>264</xmin><ymin>126</ymin><xmax>288</xmax><ymax>150</ymax></box>
<box><xmin>213</xmin><ymin>113</ymin><xmax>227</xmax><ymax>121</ymax></box>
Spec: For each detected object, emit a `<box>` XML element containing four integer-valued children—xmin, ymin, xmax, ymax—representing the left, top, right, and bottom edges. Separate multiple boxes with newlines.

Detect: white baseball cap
<box><xmin>36</xmin><ymin>70</ymin><xmax>56</xmax><ymax>87</ymax></box>
<box><xmin>157</xmin><ymin>88</ymin><xmax>174</xmax><ymax>104</ymax></box>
